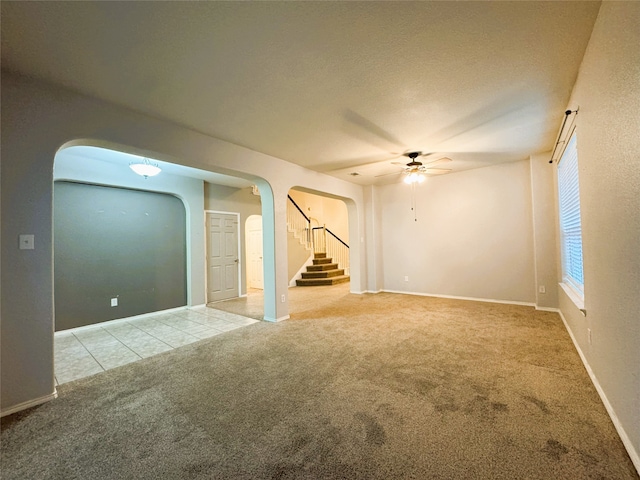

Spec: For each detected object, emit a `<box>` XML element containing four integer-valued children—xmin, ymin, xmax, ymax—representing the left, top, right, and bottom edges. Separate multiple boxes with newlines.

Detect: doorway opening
<box><xmin>205</xmin><ymin>211</ymin><xmax>240</xmax><ymax>303</ymax></box>
<box><xmin>246</xmin><ymin>215</ymin><xmax>264</xmax><ymax>290</ymax></box>
<box><xmin>287</xmin><ymin>188</ymin><xmax>350</xmax><ymax>288</ymax></box>
<box><xmin>52</xmin><ymin>144</ymin><xmax>265</xmax><ymax>385</ymax></box>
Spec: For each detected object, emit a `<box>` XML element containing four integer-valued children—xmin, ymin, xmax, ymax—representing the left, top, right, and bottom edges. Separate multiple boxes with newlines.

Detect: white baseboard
<box><xmin>535</xmin><ymin>306</ymin><xmax>560</xmax><ymax>312</ymax></box>
<box><xmin>263</xmin><ymin>315</ymin><xmax>290</xmax><ymax>323</ymax></box>
<box><xmin>1</xmin><ymin>390</ymin><xmax>58</xmax><ymax>418</ymax></box>
<box><xmin>558</xmin><ymin>311</ymin><xmax>640</xmax><ymax>474</ymax></box>
<box><xmin>357</xmin><ymin>288</ymin><xmax>556</xmax><ymax>310</ymax></box>
<box><xmin>381</xmin><ymin>289</ymin><xmax>536</xmax><ymax>307</ymax></box>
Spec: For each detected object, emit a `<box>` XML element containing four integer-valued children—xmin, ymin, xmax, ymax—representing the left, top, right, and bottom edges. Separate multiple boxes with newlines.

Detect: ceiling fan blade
<box><xmin>423</xmin><ymin>157</ymin><xmax>453</xmax><ymax>167</ymax></box>
<box><xmin>391</xmin><ymin>161</ymin><xmax>407</xmax><ymax>166</ymax></box>
<box><xmin>424</xmin><ymin>168</ymin><xmax>452</xmax><ymax>175</ymax></box>
<box><xmin>374</xmin><ymin>171</ymin><xmax>403</xmax><ymax>178</ymax></box>
<box><xmin>343</xmin><ymin>110</ymin><xmax>406</xmax><ymax>150</ymax></box>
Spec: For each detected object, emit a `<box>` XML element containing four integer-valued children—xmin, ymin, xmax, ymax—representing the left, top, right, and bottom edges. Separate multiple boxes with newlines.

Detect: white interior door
<box><xmin>246</xmin><ymin>215</ymin><xmax>264</xmax><ymax>290</ymax></box>
<box><xmin>206</xmin><ymin>212</ymin><xmax>239</xmax><ymax>302</ymax></box>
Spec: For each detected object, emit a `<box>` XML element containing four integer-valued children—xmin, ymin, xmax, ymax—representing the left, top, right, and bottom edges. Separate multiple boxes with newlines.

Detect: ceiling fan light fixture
<box><xmin>404</xmin><ymin>171</ymin><xmax>425</xmax><ymax>184</ymax></box>
<box><xmin>130</xmin><ymin>158</ymin><xmax>161</xmax><ymax>178</ymax></box>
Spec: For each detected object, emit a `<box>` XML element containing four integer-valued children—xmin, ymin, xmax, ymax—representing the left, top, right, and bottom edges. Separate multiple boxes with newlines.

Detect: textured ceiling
<box><xmin>1</xmin><ymin>1</ymin><xmax>600</xmax><ymax>185</ymax></box>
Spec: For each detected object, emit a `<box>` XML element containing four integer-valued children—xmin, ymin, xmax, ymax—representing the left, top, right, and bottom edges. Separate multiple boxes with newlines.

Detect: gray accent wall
<box><xmin>54</xmin><ymin>181</ymin><xmax>187</xmax><ymax>330</ymax></box>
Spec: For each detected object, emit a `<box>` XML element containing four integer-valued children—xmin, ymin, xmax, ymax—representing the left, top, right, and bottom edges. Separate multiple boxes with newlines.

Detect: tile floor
<box><xmin>54</xmin><ymin>306</ymin><xmax>259</xmax><ymax>385</ymax></box>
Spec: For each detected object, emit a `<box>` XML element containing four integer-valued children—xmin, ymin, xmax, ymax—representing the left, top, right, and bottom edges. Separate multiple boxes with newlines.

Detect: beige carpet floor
<box><xmin>2</xmin><ymin>286</ymin><xmax>637</xmax><ymax>479</ymax></box>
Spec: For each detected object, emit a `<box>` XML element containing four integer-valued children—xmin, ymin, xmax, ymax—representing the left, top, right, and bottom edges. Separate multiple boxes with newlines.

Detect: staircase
<box><xmin>287</xmin><ymin>194</ymin><xmax>350</xmax><ymax>286</ymax></box>
<box><xmin>296</xmin><ymin>253</ymin><xmax>350</xmax><ymax>286</ymax></box>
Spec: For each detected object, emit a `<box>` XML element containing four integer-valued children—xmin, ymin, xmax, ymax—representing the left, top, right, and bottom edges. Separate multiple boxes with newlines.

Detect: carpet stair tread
<box><xmin>301</xmin><ymin>269</ymin><xmax>345</xmax><ymax>279</ymax></box>
<box><xmin>296</xmin><ymin>275</ymin><xmax>350</xmax><ymax>286</ymax></box>
<box><xmin>297</xmin><ymin>255</ymin><xmax>348</xmax><ymax>286</ymax></box>
<box><xmin>307</xmin><ymin>263</ymin><xmax>339</xmax><ymax>271</ymax></box>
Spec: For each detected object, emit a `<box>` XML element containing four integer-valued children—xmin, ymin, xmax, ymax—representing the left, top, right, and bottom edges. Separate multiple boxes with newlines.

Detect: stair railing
<box><xmin>311</xmin><ymin>227</ymin><xmax>326</xmax><ymax>255</ymax></box>
<box><xmin>286</xmin><ymin>194</ymin><xmax>313</xmax><ymax>250</ymax></box>
<box><xmin>316</xmin><ymin>226</ymin><xmax>350</xmax><ymax>275</ymax></box>
<box><xmin>286</xmin><ymin>195</ymin><xmax>350</xmax><ymax>275</ymax></box>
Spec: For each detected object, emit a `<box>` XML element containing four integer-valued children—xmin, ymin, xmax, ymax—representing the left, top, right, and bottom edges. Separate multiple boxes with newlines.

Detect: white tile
<box><xmin>191</xmin><ymin>328</ymin><xmax>225</xmax><ymax>340</ymax></box>
<box><xmin>158</xmin><ymin>331</ymin><xmax>200</xmax><ymax>348</ymax></box>
<box><xmin>142</xmin><ymin>313</ymin><xmax>181</xmax><ymax>323</ymax></box>
<box><xmin>214</xmin><ymin>311</ymin><xmax>249</xmax><ymax>323</ymax></box>
<box><xmin>56</xmin><ymin>356</ymin><xmax>104</xmax><ymax>384</ymax></box>
<box><xmin>200</xmin><ymin>317</ymin><xmax>233</xmax><ymax>328</ymax></box>
<box><xmin>210</xmin><ymin>322</ymin><xmax>243</xmax><ymax>332</ymax></box>
<box><xmin>55</xmin><ymin>343</ymin><xmax>94</xmax><ymax>371</ymax></box>
<box><xmin>54</xmin><ymin>308</ymin><xmax>256</xmax><ymax>385</ymax></box>
<box><xmin>196</xmin><ymin>308</ymin><xmax>229</xmax><ymax>319</ymax></box>
<box><xmin>90</xmin><ymin>344</ymin><xmax>141</xmax><ymax>370</ymax></box>
<box><xmin>158</xmin><ymin>317</ymin><xmax>211</xmax><ymax>335</ymax></box>
<box><xmin>225</xmin><ymin>316</ymin><xmax>258</xmax><ymax>326</ymax></box>
<box><xmin>173</xmin><ymin>310</ymin><xmax>208</xmax><ymax>323</ymax></box>
<box><xmin>107</xmin><ymin>324</ymin><xmax>160</xmax><ymax>343</ymax></box>
<box><xmin>103</xmin><ymin>322</ymin><xmax>139</xmax><ymax>335</ymax></box>
<box><xmin>55</xmin><ymin>334</ymin><xmax>86</xmax><ymax>354</ymax></box>
<box><xmin>134</xmin><ymin>322</ymin><xmax>179</xmax><ymax>336</ymax></box>
<box><xmin>74</xmin><ymin>327</ymin><xmax>115</xmax><ymax>343</ymax></box>
<box><xmin>54</xmin><ymin>330</ymin><xmax>76</xmax><ymax>341</ymax></box>
<box><xmin>125</xmin><ymin>340</ymin><xmax>174</xmax><ymax>358</ymax></box>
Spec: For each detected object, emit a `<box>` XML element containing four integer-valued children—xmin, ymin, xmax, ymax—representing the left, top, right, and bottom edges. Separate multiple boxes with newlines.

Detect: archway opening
<box><xmin>52</xmin><ymin>144</ymin><xmax>266</xmax><ymax>385</ymax></box>
<box><xmin>287</xmin><ymin>188</ymin><xmax>350</xmax><ymax>288</ymax></box>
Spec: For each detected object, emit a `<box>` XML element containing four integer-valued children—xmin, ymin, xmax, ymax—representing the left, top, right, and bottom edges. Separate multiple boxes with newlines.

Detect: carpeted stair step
<box><xmin>296</xmin><ymin>275</ymin><xmax>350</xmax><ymax>286</ymax></box>
<box><xmin>313</xmin><ymin>257</ymin><xmax>333</xmax><ymax>265</ymax></box>
<box><xmin>301</xmin><ymin>268</ymin><xmax>345</xmax><ymax>279</ymax></box>
<box><xmin>314</xmin><ymin>253</ymin><xmax>327</xmax><ymax>259</ymax></box>
<box><xmin>307</xmin><ymin>263</ymin><xmax>339</xmax><ymax>271</ymax></box>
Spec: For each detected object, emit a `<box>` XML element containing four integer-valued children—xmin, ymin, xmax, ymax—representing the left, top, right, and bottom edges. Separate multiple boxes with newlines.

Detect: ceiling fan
<box><xmin>375</xmin><ymin>152</ymin><xmax>452</xmax><ymax>183</ymax></box>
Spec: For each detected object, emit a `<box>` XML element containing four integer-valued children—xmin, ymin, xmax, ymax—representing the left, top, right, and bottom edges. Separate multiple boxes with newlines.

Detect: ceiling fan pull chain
<box><xmin>411</xmin><ymin>182</ymin><xmax>418</xmax><ymax>222</ymax></box>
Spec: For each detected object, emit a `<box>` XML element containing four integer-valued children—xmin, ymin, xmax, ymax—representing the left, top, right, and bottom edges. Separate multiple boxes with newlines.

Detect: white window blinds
<box><xmin>557</xmin><ymin>132</ymin><xmax>584</xmax><ymax>295</ymax></box>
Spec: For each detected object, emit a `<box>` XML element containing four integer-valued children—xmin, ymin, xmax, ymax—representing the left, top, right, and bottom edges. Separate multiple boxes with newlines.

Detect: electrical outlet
<box><xmin>111</xmin><ymin>297</ymin><xmax>118</xmax><ymax>307</ymax></box>
<box><xmin>281</xmin><ymin>294</ymin><xmax>286</xmax><ymax>303</ymax></box>
<box><xmin>404</xmin><ymin>276</ymin><xmax>409</xmax><ymax>282</ymax></box>
<box><xmin>538</xmin><ymin>285</ymin><xmax>546</xmax><ymax>294</ymax></box>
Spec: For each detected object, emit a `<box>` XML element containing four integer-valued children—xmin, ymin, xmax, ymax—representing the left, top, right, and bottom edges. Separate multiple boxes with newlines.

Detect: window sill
<box><xmin>559</xmin><ymin>282</ymin><xmax>585</xmax><ymax>311</ymax></box>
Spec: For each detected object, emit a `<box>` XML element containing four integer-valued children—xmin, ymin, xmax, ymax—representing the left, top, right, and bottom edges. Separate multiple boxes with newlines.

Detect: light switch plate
<box><xmin>19</xmin><ymin>234</ymin><xmax>35</xmax><ymax>250</ymax></box>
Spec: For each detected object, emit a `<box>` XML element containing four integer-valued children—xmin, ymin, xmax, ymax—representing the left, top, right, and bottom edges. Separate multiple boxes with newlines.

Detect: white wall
<box><xmin>0</xmin><ymin>73</ymin><xmax>366</xmax><ymax>415</ymax></box>
<box><xmin>364</xmin><ymin>185</ymin><xmax>384</xmax><ymax>293</ymax></box>
<box><xmin>379</xmin><ymin>160</ymin><xmax>536</xmax><ymax>304</ymax></box>
<box><xmin>555</xmin><ymin>2</ymin><xmax>640</xmax><ymax>469</ymax></box>
<box><xmin>289</xmin><ymin>189</ymin><xmax>349</xmax><ymax>242</ymax></box>
<box><xmin>55</xmin><ymin>149</ymin><xmax>206</xmax><ymax>306</ymax></box>
<box><xmin>529</xmin><ymin>152</ymin><xmax>559</xmax><ymax>309</ymax></box>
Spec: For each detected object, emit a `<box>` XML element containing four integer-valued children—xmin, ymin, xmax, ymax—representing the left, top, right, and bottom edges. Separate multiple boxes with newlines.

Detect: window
<box><xmin>557</xmin><ymin>131</ymin><xmax>584</xmax><ymax>300</ymax></box>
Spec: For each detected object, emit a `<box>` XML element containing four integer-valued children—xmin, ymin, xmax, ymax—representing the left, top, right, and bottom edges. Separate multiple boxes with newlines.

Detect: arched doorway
<box><xmin>51</xmin><ymin>145</ymin><xmax>264</xmax><ymax>385</ymax></box>
<box><xmin>287</xmin><ymin>188</ymin><xmax>350</xmax><ymax>286</ymax></box>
